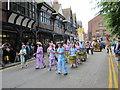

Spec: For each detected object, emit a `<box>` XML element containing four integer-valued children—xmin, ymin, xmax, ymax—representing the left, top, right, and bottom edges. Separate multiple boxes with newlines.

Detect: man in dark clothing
<box><xmin>26</xmin><ymin>42</ymin><xmax>31</xmax><ymax>61</ymax></box>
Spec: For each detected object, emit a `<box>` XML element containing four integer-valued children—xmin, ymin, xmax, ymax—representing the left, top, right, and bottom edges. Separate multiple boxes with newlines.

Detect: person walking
<box><xmin>64</xmin><ymin>42</ymin><xmax>71</xmax><ymax>63</ymax></box>
<box><xmin>114</xmin><ymin>38</ymin><xmax>120</xmax><ymax>61</ymax></box>
<box><xmin>47</xmin><ymin>43</ymin><xmax>57</xmax><ymax>71</ymax></box>
<box><xmin>89</xmin><ymin>41</ymin><xmax>94</xmax><ymax>55</ymax></box>
<box><xmin>30</xmin><ymin>43</ymin><xmax>35</xmax><ymax>58</ymax></box>
<box><xmin>34</xmin><ymin>42</ymin><xmax>46</xmax><ymax>69</ymax></box>
<box><xmin>106</xmin><ymin>38</ymin><xmax>112</xmax><ymax>53</ymax></box>
<box><xmin>26</xmin><ymin>42</ymin><xmax>31</xmax><ymax>60</ymax></box>
<box><xmin>57</xmin><ymin>42</ymin><xmax>68</xmax><ymax>75</ymax></box>
<box><xmin>69</xmin><ymin>44</ymin><xmax>77</xmax><ymax>67</ymax></box>
<box><xmin>84</xmin><ymin>41</ymin><xmax>90</xmax><ymax>54</ymax></box>
<box><xmin>18</xmin><ymin>45</ymin><xmax>27</xmax><ymax>68</ymax></box>
<box><xmin>75</xmin><ymin>42</ymin><xmax>81</xmax><ymax>63</ymax></box>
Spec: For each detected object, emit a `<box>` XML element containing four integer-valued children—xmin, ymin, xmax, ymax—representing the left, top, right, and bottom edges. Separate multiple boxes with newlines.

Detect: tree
<box><xmin>97</xmin><ymin>1</ymin><xmax>120</xmax><ymax>36</ymax></box>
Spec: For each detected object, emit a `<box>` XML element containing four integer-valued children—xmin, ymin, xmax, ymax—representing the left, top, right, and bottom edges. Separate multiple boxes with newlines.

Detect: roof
<box><xmin>52</xmin><ymin>4</ymin><xmax>61</xmax><ymax>12</ymax></box>
<box><xmin>36</xmin><ymin>0</ymin><xmax>52</xmax><ymax>7</ymax></box>
<box><xmin>62</xmin><ymin>8</ymin><xmax>71</xmax><ymax>21</ymax></box>
<box><xmin>72</xmin><ymin>13</ymin><xmax>76</xmax><ymax>24</ymax></box>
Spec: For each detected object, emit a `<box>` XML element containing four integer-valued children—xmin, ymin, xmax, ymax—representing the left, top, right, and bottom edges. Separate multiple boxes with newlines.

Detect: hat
<box><xmin>36</xmin><ymin>42</ymin><xmax>42</xmax><ymax>45</ymax></box>
<box><xmin>49</xmin><ymin>43</ymin><xmax>54</xmax><ymax>46</ymax></box>
<box><xmin>22</xmin><ymin>45</ymin><xmax>26</xmax><ymax>48</ymax></box>
<box><xmin>57</xmin><ymin>41</ymin><xmax>63</xmax><ymax>44</ymax></box>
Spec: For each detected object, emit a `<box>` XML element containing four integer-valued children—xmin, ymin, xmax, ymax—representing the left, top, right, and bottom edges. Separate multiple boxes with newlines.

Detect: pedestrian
<box><xmin>15</xmin><ymin>51</ymin><xmax>20</xmax><ymax>62</ymax></box>
<box><xmin>47</xmin><ymin>43</ymin><xmax>57</xmax><ymax>71</ymax></box>
<box><xmin>89</xmin><ymin>41</ymin><xmax>94</xmax><ymax>55</ymax></box>
<box><xmin>57</xmin><ymin>42</ymin><xmax>68</xmax><ymax>75</ymax></box>
<box><xmin>18</xmin><ymin>45</ymin><xmax>27</xmax><ymax>68</ymax></box>
<box><xmin>30</xmin><ymin>43</ymin><xmax>35</xmax><ymax>57</ymax></box>
<box><xmin>34</xmin><ymin>42</ymin><xmax>46</xmax><ymax>69</ymax></box>
<box><xmin>69</xmin><ymin>44</ymin><xmax>77</xmax><ymax>67</ymax></box>
<box><xmin>2</xmin><ymin>42</ymin><xmax>11</xmax><ymax>64</ymax></box>
<box><xmin>114</xmin><ymin>38</ymin><xmax>120</xmax><ymax>61</ymax></box>
<box><xmin>106</xmin><ymin>38</ymin><xmax>112</xmax><ymax>53</ymax></box>
<box><xmin>26</xmin><ymin>42</ymin><xmax>31</xmax><ymax>60</ymax></box>
<box><xmin>84</xmin><ymin>41</ymin><xmax>90</xmax><ymax>54</ymax></box>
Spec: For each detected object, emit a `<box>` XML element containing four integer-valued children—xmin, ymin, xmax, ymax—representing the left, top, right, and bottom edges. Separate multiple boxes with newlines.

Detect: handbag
<box><xmin>55</xmin><ymin>56</ymin><xmax>58</xmax><ymax>62</ymax></box>
<box><xmin>4</xmin><ymin>56</ymin><xmax>9</xmax><ymax>61</ymax></box>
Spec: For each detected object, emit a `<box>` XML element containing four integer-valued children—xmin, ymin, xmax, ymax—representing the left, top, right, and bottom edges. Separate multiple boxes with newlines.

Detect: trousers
<box><xmin>36</xmin><ymin>56</ymin><xmax>46</xmax><ymax>68</ymax></box>
<box><xmin>58</xmin><ymin>60</ymin><xmax>68</xmax><ymax>74</ymax></box>
<box><xmin>49</xmin><ymin>59</ymin><xmax>57</xmax><ymax>69</ymax></box>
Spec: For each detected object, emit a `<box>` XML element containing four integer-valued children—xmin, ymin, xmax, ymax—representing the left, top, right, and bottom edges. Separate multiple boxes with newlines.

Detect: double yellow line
<box><xmin>0</xmin><ymin>56</ymin><xmax>48</xmax><ymax>72</ymax></box>
<box><xmin>108</xmin><ymin>52</ymin><xmax>118</xmax><ymax>89</ymax></box>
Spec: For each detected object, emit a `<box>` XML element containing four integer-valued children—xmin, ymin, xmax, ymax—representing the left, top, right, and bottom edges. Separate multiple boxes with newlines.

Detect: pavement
<box><xmin>1</xmin><ymin>49</ymin><xmax>119</xmax><ymax>88</ymax></box>
<box><xmin>0</xmin><ymin>53</ymin><xmax>48</xmax><ymax>70</ymax></box>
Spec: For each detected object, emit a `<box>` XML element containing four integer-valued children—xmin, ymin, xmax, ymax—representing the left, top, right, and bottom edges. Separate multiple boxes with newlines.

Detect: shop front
<box><xmin>22</xmin><ymin>31</ymin><xmax>36</xmax><ymax>45</ymax></box>
<box><xmin>2</xmin><ymin>25</ymin><xmax>19</xmax><ymax>63</ymax></box>
<box><xmin>37</xmin><ymin>28</ymin><xmax>53</xmax><ymax>52</ymax></box>
<box><xmin>53</xmin><ymin>33</ymin><xmax>64</xmax><ymax>43</ymax></box>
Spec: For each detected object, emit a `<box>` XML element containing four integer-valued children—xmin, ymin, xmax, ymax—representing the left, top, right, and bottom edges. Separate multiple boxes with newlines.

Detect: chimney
<box><xmin>53</xmin><ymin>0</ymin><xmax>59</xmax><ymax>4</ymax></box>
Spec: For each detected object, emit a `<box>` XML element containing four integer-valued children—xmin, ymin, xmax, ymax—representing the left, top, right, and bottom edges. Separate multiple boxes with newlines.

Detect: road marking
<box><xmin>117</xmin><ymin>64</ymin><xmax>120</xmax><ymax>67</ymax></box>
<box><xmin>0</xmin><ymin>57</ymin><xmax>48</xmax><ymax>72</ymax></box>
<box><xmin>110</xmin><ymin>53</ymin><xmax>118</xmax><ymax>89</ymax></box>
<box><xmin>108</xmin><ymin>53</ymin><xmax>113</xmax><ymax>88</ymax></box>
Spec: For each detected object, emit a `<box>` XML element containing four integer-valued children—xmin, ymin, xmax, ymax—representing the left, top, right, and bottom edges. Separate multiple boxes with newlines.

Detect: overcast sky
<box><xmin>52</xmin><ymin>0</ymin><xmax>100</xmax><ymax>33</ymax></box>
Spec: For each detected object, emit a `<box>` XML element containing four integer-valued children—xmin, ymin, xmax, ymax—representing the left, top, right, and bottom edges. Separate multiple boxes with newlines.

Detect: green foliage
<box><xmin>97</xmin><ymin>1</ymin><xmax>120</xmax><ymax>36</ymax></box>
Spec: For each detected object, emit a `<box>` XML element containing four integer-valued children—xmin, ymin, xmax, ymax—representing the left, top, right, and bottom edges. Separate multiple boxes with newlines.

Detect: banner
<box><xmin>77</xmin><ymin>28</ymin><xmax>84</xmax><ymax>41</ymax></box>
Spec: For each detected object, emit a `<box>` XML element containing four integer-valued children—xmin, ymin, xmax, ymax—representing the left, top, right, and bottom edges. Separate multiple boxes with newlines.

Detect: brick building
<box><xmin>88</xmin><ymin>15</ymin><xmax>111</xmax><ymax>41</ymax></box>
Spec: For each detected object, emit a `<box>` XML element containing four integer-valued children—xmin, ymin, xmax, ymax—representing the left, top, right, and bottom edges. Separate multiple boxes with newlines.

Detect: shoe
<box><xmin>58</xmin><ymin>73</ymin><xmax>62</xmax><ymax>75</ymax></box>
<box><xmin>35</xmin><ymin>68</ymin><xmax>40</xmax><ymax>69</ymax></box>
<box><xmin>55</xmin><ymin>68</ymin><xmax>57</xmax><ymax>71</ymax></box>
<box><xmin>43</xmin><ymin>66</ymin><xmax>46</xmax><ymax>68</ymax></box>
<box><xmin>64</xmin><ymin>73</ymin><xmax>68</xmax><ymax>75</ymax></box>
<box><xmin>71</xmin><ymin>64</ymin><xmax>74</xmax><ymax>68</ymax></box>
<box><xmin>48</xmin><ymin>69</ymin><xmax>51</xmax><ymax>71</ymax></box>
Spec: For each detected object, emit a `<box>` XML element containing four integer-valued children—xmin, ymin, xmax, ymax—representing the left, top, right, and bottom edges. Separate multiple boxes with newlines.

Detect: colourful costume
<box><xmin>47</xmin><ymin>47</ymin><xmax>57</xmax><ymax>71</ymax></box>
<box><xmin>57</xmin><ymin>47</ymin><xmax>68</xmax><ymax>74</ymax></box>
<box><xmin>36</xmin><ymin>46</ymin><xmax>46</xmax><ymax>69</ymax></box>
<box><xmin>20</xmin><ymin>49</ymin><xmax>27</xmax><ymax>67</ymax></box>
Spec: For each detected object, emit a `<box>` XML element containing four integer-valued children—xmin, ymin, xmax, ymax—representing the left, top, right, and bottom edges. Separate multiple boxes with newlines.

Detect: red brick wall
<box><xmin>88</xmin><ymin>15</ymin><xmax>111</xmax><ymax>40</ymax></box>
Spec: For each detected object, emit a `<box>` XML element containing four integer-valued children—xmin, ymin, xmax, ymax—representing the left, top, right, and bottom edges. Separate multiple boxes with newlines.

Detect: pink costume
<box><xmin>36</xmin><ymin>46</ymin><xmax>46</xmax><ymax>68</ymax></box>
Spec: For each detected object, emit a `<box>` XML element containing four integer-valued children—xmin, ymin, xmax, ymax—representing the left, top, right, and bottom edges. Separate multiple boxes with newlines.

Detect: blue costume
<box><xmin>57</xmin><ymin>47</ymin><xmax>68</xmax><ymax>74</ymax></box>
<box><xmin>70</xmin><ymin>48</ymin><xmax>77</xmax><ymax>56</ymax></box>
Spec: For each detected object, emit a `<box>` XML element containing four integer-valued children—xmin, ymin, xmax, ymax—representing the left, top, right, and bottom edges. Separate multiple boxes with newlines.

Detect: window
<box><xmin>10</xmin><ymin>2</ymin><xmax>37</xmax><ymax>20</ymax></box>
<box><xmin>40</xmin><ymin>9</ymin><xmax>51</xmax><ymax>25</ymax></box>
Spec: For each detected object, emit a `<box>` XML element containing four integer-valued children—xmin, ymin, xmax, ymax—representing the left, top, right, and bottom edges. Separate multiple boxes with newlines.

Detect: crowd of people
<box><xmin>1</xmin><ymin>41</ymin><xmax>35</xmax><ymax>67</ymax></box>
<box><xmin>1</xmin><ymin>37</ymin><xmax>120</xmax><ymax>75</ymax></box>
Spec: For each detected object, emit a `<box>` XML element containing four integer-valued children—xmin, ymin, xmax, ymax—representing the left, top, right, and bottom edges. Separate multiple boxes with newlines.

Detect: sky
<box><xmin>51</xmin><ymin>0</ymin><xmax>100</xmax><ymax>33</ymax></box>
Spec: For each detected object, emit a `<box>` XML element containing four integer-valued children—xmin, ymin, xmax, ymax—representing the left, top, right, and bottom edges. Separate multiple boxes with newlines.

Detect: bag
<box><xmin>26</xmin><ymin>46</ymin><xmax>30</xmax><ymax>52</ymax></box>
<box><xmin>115</xmin><ymin>49</ymin><xmax>119</xmax><ymax>54</ymax></box>
<box><xmin>4</xmin><ymin>56</ymin><xmax>9</xmax><ymax>61</ymax></box>
<box><xmin>55</xmin><ymin>56</ymin><xmax>58</xmax><ymax>62</ymax></box>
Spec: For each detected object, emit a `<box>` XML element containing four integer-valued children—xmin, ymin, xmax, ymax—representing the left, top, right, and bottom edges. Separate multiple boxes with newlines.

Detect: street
<box><xmin>2</xmin><ymin>49</ymin><xmax>116</xmax><ymax>88</ymax></box>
